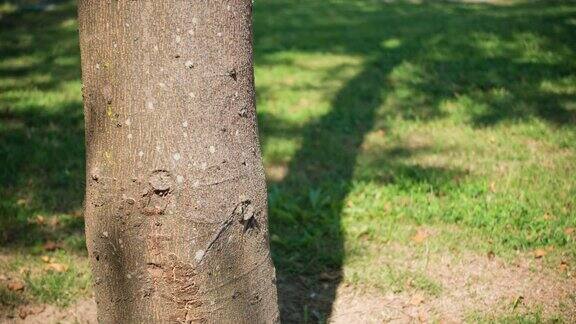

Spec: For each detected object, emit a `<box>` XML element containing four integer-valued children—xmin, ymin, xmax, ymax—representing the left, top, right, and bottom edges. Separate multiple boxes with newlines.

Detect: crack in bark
<box><xmin>196</xmin><ymin>200</ymin><xmax>252</xmax><ymax>265</ymax></box>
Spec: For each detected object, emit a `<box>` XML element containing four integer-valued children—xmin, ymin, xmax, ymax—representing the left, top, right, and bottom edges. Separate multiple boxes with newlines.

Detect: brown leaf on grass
<box><xmin>533</xmin><ymin>248</ymin><xmax>547</xmax><ymax>259</ymax></box>
<box><xmin>33</xmin><ymin>215</ymin><xmax>46</xmax><ymax>225</ymax></box>
<box><xmin>411</xmin><ymin>229</ymin><xmax>429</xmax><ymax>244</ymax></box>
<box><xmin>45</xmin><ymin>263</ymin><xmax>68</xmax><ymax>273</ymax></box>
<box><xmin>41</xmin><ymin>255</ymin><xmax>53</xmax><ymax>263</ymax></box>
<box><xmin>7</xmin><ymin>280</ymin><xmax>25</xmax><ymax>291</ymax></box>
<box><xmin>564</xmin><ymin>227</ymin><xmax>575</xmax><ymax>236</ymax></box>
<box><xmin>18</xmin><ymin>304</ymin><xmax>46</xmax><ymax>319</ymax></box>
<box><xmin>43</xmin><ymin>241</ymin><xmax>61</xmax><ymax>251</ymax></box>
<box><xmin>559</xmin><ymin>260</ymin><xmax>568</xmax><ymax>273</ymax></box>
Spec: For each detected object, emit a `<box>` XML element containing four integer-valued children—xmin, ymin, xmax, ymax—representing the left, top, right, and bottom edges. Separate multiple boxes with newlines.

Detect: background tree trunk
<box><xmin>78</xmin><ymin>1</ymin><xmax>279</xmax><ymax>322</ymax></box>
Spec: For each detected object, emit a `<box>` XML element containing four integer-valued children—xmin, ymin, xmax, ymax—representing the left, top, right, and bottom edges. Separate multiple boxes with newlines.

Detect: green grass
<box><xmin>1</xmin><ymin>0</ymin><xmax>575</xmax><ymax>321</ymax></box>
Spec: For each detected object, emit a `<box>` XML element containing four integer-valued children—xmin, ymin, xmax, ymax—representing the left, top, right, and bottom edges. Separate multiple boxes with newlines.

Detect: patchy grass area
<box><xmin>1</xmin><ymin>0</ymin><xmax>575</xmax><ymax>322</ymax></box>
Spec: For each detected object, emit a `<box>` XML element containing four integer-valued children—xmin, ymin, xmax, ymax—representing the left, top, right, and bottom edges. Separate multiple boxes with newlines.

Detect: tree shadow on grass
<box><xmin>254</xmin><ymin>0</ymin><xmax>576</xmax><ymax>322</ymax></box>
<box><xmin>0</xmin><ymin>3</ymin><xmax>84</xmax><ymax>249</ymax></box>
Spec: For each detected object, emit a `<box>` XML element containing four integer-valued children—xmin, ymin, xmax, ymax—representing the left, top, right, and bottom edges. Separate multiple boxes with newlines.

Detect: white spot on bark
<box><xmin>185</xmin><ymin>60</ymin><xmax>194</xmax><ymax>69</ymax></box>
<box><xmin>173</xmin><ymin>153</ymin><xmax>181</xmax><ymax>161</ymax></box>
<box><xmin>192</xmin><ymin>17</ymin><xmax>198</xmax><ymax>24</ymax></box>
<box><xmin>95</xmin><ymin>63</ymin><xmax>100</xmax><ymax>69</ymax></box>
<box><xmin>201</xmin><ymin>162</ymin><xmax>207</xmax><ymax>170</ymax></box>
<box><xmin>102</xmin><ymin>231</ymin><xmax>109</xmax><ymax>238</ymax></box>
<box><xmin>158</xmin><ymin>82</ymin><xmax>166</xmax><ymax>88</ymax></box>
<box><xmin>176</xmin><ymin>175</ymin><xmax>184</xmax><ymax>183</ymax></box>
<box><xmin>126</xmin><ymin>274</ymin><xmax>132</xmax><ymax>279</ymax></box>
<box><xmin>188</xmin><ymin>29</ymin><xmax>194</xmax><ymax>36</ymax></box>
<box><xmin>195</xmin><ymin>250</ymin><xmax>205</xmax><ymax>262</ymax></box>
<box><xmin>188</xmin><ymin>92</ymin><xmax>196</xmax><ymax>99</ymax></box>
<box><xmin>146</xmin><ymin>101</ymin><xmax>154</xmax><ymax>110</ymax></box>
<box><xmin>193</xmin><ymin>180</ymin><xmax>200</xmax><ymax>187</ymax></box>
<box><xmin>125</xmin><ymin>23</ymin><xmax>130</xmax><ymax>27</ymax></box>
<box><xmin>153</xmin><ymin>45</ymin><xmax>158</xmax><ymax>51</ymax></box>
<box><xmin>125</xmin><ymin>118</ymin><xmax>131</xmax><ymax>126</ymax></box>
<box><xmin>182</xmin><ymin>121</ymin><xmax>188</xmax><ymax>128</ymax></box>
<box><xmin>175</xmin><ymin>35</ymin><xmax>181</xmax><ymax>43</ymax></box>
<box><xmin>156</xmin><ymin>145</ymin><xmax>161</xmax><ymax>152</ymax></box>
<box><xmin>217</xmin><ymin>32</ymin><xmax>222</xmax><ymax>37</ymax></box>
<box><xmin>183</xmin><ymin>132</ymin><xmax>188</xmax><ymax>137</ymax></box>
<box><xmin>227</xmin><ymin>5</ymin><xmax>231</xmax><ymax>10</ymax></box>
<box><xmin>127</xmin><ymin>133</ymin><xmax>133</xmax><ymax>140</ymax></box>
<box><xmin>209</xmin><ymin>146</ymin><xmax>216</xmax><ymax>154</ymax></box>
<box><xmin>138</xmin><ymin>151</ymin><xmax>144</xmax><ymax>157</ymax></box>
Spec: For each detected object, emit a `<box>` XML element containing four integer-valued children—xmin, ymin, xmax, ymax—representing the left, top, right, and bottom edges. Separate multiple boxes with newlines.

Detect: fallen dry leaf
<box><xmin>41</xmin><ymin>255</ymin><xmax>53</xmax><ymax>263</ymax></box>
<box><xmin>45</xmin><ymin>263</ymin><xmax>68</xmax><ymax>273</ymax></box>
<box><xmin>43</xmin><ymin>241</ymin><xmax>61</xmax><ymax>251</ymax></box>
<box><xmin>18</xmin><ymin>304</ymin><xmax>45</xmax><ymax>319</ymax></box>
<box><xmin>559</xmin><ymin>260</ymin><xmax>568</xmax><ymax>272</ymax></box>
<box><xmin>7</xmin><ymin>280</ymin><xmax>25</xmax><ymax>292</ymax></box>
<box><xmin>34</xmin><ymin>215</ymin><xmax>46</xmax><ymax>225</ymax></box>
<box><xmin>533</xmin><ymin>248</ymin><xmax>547</xmax><ymax>259</ymax></box>
<box><xmin>411</xmin><ymin>229</ymin><xmax>429</xmax><ymax>244</ymax></box>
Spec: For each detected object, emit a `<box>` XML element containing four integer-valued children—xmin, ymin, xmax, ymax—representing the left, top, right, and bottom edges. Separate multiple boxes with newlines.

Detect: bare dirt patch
<box><xmin>2</xmin><ymin>252</ymin><xmax>574</xmax><ymax>323</ymax></box>
<box><xmin>2</xmin><ymin>298</ymin><xmax>96</xmax><ymax>324</ymax></box>
<box><xmin>329</xmin><ymin>252</ymin><xmax>576</xmax><ymax>323</ymax></box>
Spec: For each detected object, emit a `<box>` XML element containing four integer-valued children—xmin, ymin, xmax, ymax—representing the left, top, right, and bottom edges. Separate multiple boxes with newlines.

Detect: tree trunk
<box><xmin>78</xmin><ymin>1</ymin><xmax>279</xmax><ymax>322</ymax></box>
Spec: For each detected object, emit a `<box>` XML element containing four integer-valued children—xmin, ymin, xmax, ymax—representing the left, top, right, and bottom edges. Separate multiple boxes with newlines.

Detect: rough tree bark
<box><xmin>78</xmin><ymin>1</ymin><xmax>279</xmax><ymax>322</ymax></box>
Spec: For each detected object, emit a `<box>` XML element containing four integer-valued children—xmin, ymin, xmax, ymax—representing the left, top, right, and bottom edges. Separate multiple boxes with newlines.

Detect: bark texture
<box><xmin>78</xmin><ymin>1</ymin><xmax>279</xmax><ymax>322</ymax></box>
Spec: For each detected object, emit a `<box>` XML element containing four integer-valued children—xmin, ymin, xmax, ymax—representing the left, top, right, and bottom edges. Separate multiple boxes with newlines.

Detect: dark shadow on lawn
<box><xmin>0</xmin><ymin>3</ymin><xmax>85</xmax><ymax>248</ymax></box>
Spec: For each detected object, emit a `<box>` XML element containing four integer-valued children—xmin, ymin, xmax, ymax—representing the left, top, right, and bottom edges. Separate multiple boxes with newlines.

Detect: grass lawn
<box><xmin>1</xmin><ymin>0</ymin><xmax>575</xmax><ymax>322</ymax></box>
